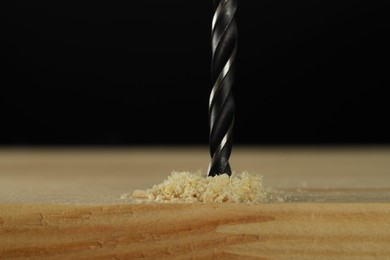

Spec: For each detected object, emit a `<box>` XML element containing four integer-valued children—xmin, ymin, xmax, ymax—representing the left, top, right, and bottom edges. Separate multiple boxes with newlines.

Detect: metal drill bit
<box><xmin>208</xmin><ymin>0</ymin><xmax>237</xmax><ymax>177</ymax></box>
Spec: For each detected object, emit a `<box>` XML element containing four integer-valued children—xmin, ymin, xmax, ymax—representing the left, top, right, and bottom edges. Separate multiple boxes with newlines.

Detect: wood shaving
<box><xmin>121</xmin><ymin>171</ymin><xmax>285</xmax><ymax>204</ymax></box>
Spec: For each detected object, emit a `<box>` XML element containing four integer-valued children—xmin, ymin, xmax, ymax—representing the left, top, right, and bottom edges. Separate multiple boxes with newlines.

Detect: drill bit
<box><xmin>208</xmin><ymin>0</ymin><xmax>237</xmax><ymax>177</ymax></box>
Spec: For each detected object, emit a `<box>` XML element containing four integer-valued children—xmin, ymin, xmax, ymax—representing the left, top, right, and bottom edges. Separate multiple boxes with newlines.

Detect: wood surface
<box><xmin>1</xmin><ymin>145</ymin><xmax>390</xmax><ymax>259</ymax></box>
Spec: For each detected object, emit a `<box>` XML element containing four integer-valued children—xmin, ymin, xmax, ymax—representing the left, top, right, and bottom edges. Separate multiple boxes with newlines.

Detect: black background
<box><xmin>2</xmin><ymin>1</ymin><xmax>389</xmax><ymax>146</ymax></box>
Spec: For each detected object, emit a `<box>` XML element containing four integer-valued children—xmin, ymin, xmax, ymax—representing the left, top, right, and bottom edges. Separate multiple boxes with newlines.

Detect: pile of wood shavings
<box><xmin>121</xmin><ymin>171</ymin><xmax>285</xmax><ymax>204</ymax></box>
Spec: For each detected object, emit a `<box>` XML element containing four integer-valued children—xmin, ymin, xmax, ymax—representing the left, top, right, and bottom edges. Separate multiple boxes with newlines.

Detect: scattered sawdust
<box><xmin>121</xmin><ymin>171</ymin><xmax>285</xmax><ymax>204</ymax></box>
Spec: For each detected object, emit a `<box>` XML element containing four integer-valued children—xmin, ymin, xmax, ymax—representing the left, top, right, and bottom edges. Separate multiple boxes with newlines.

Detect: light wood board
<box><xmin>1</xmin><ymin>145</ymin><xmax>390</xmax><ymax>259</ymax></box>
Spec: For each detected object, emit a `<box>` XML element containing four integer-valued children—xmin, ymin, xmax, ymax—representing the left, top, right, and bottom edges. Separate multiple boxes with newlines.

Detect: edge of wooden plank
<box><xmin>1</xmin><ymin>203</ymin><xmax>390</xmax><ymax>259</ymax></box>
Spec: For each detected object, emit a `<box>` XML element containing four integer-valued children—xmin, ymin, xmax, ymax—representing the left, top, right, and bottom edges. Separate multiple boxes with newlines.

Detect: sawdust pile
<box><xmin>121</xmin><ymin>171</ymin><xmax>285</xmax><ymax>204</ymax></box>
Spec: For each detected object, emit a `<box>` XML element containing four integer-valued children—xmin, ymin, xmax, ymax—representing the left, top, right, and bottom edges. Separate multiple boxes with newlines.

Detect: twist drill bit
<box><xmin>208</xmin><ymin>0</ymin><xmax>237</xmax><ymax>177</ymax></box>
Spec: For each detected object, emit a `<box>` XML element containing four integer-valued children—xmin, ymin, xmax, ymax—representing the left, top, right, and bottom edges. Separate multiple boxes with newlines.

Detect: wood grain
<box><xmin>1</xmin><ymin>203</ymin><xmax>390</xmax><ymax>259</ymax></box>
<box><xmin>1</xmin><ymin>146</ymin><xmax>390</xmax><ymax>259</ymax></box>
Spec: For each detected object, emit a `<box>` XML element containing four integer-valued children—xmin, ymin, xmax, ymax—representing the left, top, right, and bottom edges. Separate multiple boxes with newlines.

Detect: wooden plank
<box><xmin>1</xmin><ymin>146</ymin><xmax>390</xmax><ymax>258</ymax></box>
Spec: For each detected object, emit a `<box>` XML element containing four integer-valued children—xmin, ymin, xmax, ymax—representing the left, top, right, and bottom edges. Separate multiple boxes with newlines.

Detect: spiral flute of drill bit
<box><xmin>208</xmin><ymin>0</ymin><xmax>237</xmax><ymax>177</ymax></box>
